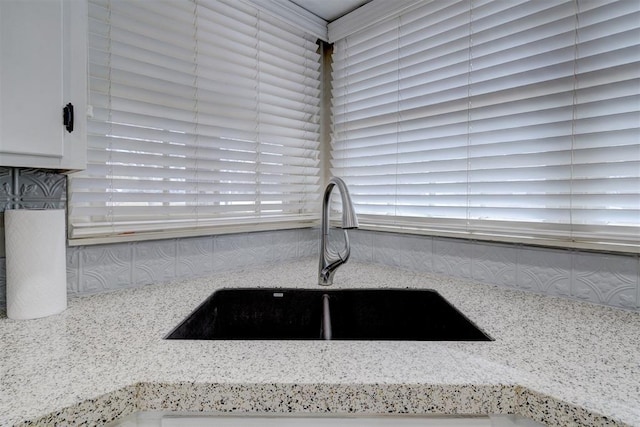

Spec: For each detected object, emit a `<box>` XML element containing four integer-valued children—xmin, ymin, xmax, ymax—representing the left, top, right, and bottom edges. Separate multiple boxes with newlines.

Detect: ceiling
<box><xmin>290</xmin><ymin>0</ymin><xmax>372</xmax><ymax>22</ymax></box>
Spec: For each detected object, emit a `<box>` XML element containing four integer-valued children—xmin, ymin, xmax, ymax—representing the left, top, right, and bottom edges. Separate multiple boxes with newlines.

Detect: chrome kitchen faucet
<box><xmin>318</xmin><ymin>177</ymin><xmax>359</xmax><ymax>286</ymax></box>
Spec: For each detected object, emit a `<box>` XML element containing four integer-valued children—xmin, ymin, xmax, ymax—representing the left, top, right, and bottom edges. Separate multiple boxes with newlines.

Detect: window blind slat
<box><xmin>69</xmin><ymin>0</ymin><xmax>321</xmax><ymax>240</ymax></box>
<box><xmin>331</xmin><ymin>0</ymin><xmax>640</xmax><ymax>250</ymax></box>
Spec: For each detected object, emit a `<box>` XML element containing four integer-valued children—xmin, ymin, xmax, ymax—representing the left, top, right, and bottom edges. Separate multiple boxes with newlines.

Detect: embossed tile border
<box><xmin>70</xmin><ymin>229</ymin><xmax>319</xmax><ymax>296</ymax></box>
<box><xmin>350</xmin><ymin>230</ymin><xmax>640</xmax><ymax>312</ymax></box>
<box><xmin>2</xmin><ymin>228</ymin><xmax>640</xmax><ymax>312</ymax></box>
<box><xmin>0</xmin><ymin>167</ymin><xmax>66</xmax><ymax>211</ymax></box>
<box><xmin>572</xmin><ymin>251</ymin><xmax>638</xmax><ymax>310</ymax></box>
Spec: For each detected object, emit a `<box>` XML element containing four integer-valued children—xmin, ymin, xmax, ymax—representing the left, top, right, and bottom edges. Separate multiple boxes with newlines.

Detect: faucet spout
<box><xmin>319</xmin><ymin>177</ymin><xmax>358</xmax><ymax>286</ymax></box>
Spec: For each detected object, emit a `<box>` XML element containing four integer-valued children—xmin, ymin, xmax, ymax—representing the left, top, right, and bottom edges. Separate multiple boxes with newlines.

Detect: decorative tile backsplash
<box><xmin>1</xmin><ymin>166</ymin><xmax>68</xmax><ymax>303</ymax></box>
<box><xmin>0</xmin><ymin>167</ymin><xmax>66</xmax><ymax>210</ymax></box>
<box><xmin>0</xmin><ymin>166</ymin><xmax>638</xmax><ymax>312</ymax></box>
<box><xmin>65</xmin><ymin>229</ymin><xmax>317</xmax><ymax>296</ymax></box>
<box><xmin>350</xmin><ymin>230</ymin><xmax>640</xmax><ymax>311</ymax></box>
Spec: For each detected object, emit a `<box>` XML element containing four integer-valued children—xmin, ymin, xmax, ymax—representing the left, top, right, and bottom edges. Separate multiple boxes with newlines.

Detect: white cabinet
<box><xmin>0</xmin><ymin>0</ymin><xmax>87</xmax><ymax>171</ymax></box>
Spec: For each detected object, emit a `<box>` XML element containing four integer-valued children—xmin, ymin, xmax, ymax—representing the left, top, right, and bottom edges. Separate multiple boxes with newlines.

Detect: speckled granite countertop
<box><xmin>1</xmin><ymin>259</ymin><xmax>639</xmax><ymax>426</ymax></box>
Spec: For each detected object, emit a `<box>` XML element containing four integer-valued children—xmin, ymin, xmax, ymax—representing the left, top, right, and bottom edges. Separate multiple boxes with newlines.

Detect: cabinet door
<box><xmin>0</xmin><ymin>0</ymin><xmax>86</xmax><ymax>170</ymax></box>
<box><xmin>0</xmin><ymin>0</ymin><xmax>64</xmax><ymax>157</ymax></box>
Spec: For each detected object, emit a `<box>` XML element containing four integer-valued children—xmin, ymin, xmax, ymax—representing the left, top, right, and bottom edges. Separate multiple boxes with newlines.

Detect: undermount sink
<box><xmin>165</xmin><ymin>289</ymin><xmax>492</xmax><ymax>341</ymax></box>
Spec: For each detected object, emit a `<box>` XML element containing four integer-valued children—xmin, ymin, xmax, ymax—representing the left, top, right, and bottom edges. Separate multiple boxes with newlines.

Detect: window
<box><xmin>330</xmin><ymin>0</ymin><xmax>640</xmax><ymax>251</ymax></box>
<box><xmin>68</xmin><ymin>0</ymin><xmax>322</xmax><ymax>242</ymax></box>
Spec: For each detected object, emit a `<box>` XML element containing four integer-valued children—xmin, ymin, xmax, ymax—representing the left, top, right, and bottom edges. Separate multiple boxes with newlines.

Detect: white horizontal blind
<box><xmin>331</xmin><ymin>0</ymin><xmax>640</xmax><ymax>250</ymax></box>
<box><xmin>69</xmin><ymin>0</ymin><xmax>321</xmax><ymax>240</ymax></box>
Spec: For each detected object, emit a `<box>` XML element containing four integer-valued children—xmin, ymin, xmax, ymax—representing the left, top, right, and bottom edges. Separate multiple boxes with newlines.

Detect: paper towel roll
<box><xmin>5</xmin><ymin>209</ymin><xmax>67</xmax><ymax>320</ymax></box>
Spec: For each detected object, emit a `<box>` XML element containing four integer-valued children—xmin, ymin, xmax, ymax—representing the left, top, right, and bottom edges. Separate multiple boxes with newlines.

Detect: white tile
<box><xmin>472</xmin><ymin>243</ymin><xmax>517</xmax><ymax>287</ymax></box>
<box><xmin>349</xmin><ymin>229</ymin><xmax>374</xmax><ymax>263</ymax></box>
<box><xmin>372</xmin><ymin>232</ymin><xmax>432</xmax><ymax>272</ymax></box>
<box><xmin>177</xmin><ymin>236</ymin><xmax>214</xmax><ymax>279</ymax></box>
<box><xmin>433</xmin><ymin>238</ymin><xmax>473</xmax><ymax>279</ymax></box>
<box><xmin>133</xmin><ymin>240</ymin><xmax>177</xmax><ymax>285</ymax></box>
<box><xmin>245</xmin><ymin>231</ymin><xmax>276</xmax><ymax>266</ymax></box>
<box><xmin>213</xmin><ymin>233</ymin><xmax>250</xmax><ymax>272</ymax></box>
<box><xmin>516</xmin><ymin>247</ymin><xmax>571</xmax><ymax>297</ymax></box>
<box><xmin>297</xmin><ymin>228</ymin><xmax>319</xmax><ymax>258</ymax></box>
<box><xmin>66</xmin><ymin>246</ymin><xmax>80</xmax><ymax>295</ymax></box>
<box><xmin>572</xmin><ymin>252</ymin><xmax>638</xmax><ymax>310</ymax></box>
<box><xmin>271</xmin><ymin>229</ymin><xmax>300</xmax><ymax>262</ymax></box>
<box><xmin>0</xmin><ymin>257</ymin><xmax>5</xmax><ymax>307</ymax></box>
<box><xmin>79</xmin><ymin>243</ymin><xmax>134</xmax><ymax>293</ymax></box>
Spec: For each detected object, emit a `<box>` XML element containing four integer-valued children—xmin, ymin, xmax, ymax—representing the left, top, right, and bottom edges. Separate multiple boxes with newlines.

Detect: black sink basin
<box><xmin>165</xmin><ymin>289</ymin><xmax>492</xmax><ymax>341</ymax></box>
<box><xmin>167</xmin><ymin>289</ymin><xmax>323</xmax><ymax>340</ymax></box>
